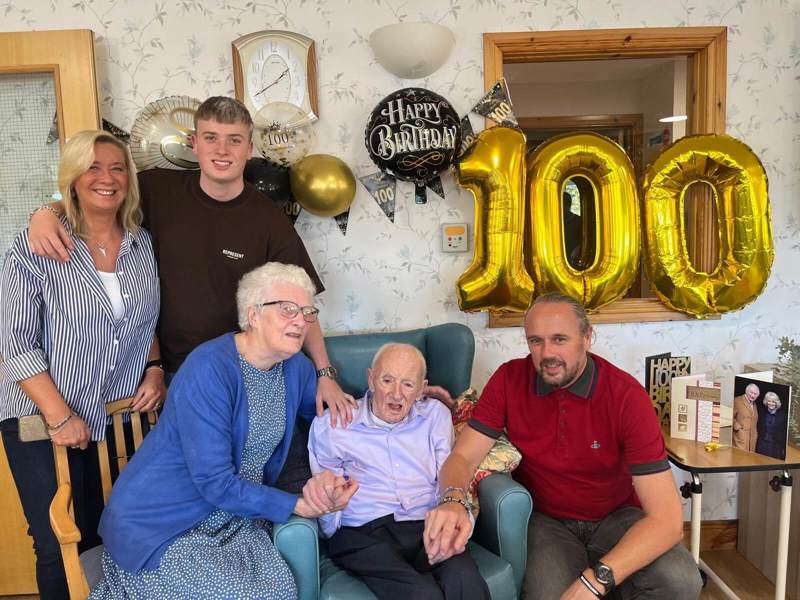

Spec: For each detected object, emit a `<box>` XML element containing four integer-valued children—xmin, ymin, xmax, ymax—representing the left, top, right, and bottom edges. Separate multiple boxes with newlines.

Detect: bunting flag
<box><xmin>459</xmin><ymin>114</ymin><xmax>477</xmax><ymax>157</ymax></box>
<box><xmin>283</xmin><ymin>199</ymin><xmax>302</xmax><ymax>225</ymax></box>
<box><xmin>470</xmin><ymin>78</ymin><xmax>518</xmax><ymax>128</ymax></box>
<box><xmin>359</xmin><ymin>171</ymin><xmax>397</xmax><ymax>223</ymax></box>
<box><xmin>102</xmin><ymin>119</ymin><xmax>131</xmax><ymax>144</ymax></box>
<box><xmin>414</xmin><ymin>182</ymin><xmax>428</xmax><ymax>205</ymax></box>
<box><xmin>334</xmin><ymin>209</ymin><xmax>350</xmax><ymax>236</ymax></box>
<box><xmin>426</xmin><ymin>176</ymin><xmax>445</xmax><ymax>200</ymax></box>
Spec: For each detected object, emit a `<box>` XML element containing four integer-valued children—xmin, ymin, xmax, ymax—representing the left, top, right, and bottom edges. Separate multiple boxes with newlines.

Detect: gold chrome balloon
<box><xmin>289</xmin><ymin>154</ymin><xmax>356</xmax><ymax>217</ymax></box>
<box><xmin>642</xmin><ymin>134</ymin><xmax>773</xmax><ymax>317</ymax></box>
<box><xmin>455</xmin><ymin>127</ymin><xmax>534</xmax><ymax>312</ymax></box>
<box><xmin>526</xmin><ymin>131</ymin><xmax>641</xmax><ymax>310</ymax></box>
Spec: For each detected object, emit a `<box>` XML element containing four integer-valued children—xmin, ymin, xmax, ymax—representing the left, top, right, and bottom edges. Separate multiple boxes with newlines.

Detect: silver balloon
<box><xmin>253</xmin><ymin>102</ymin><xmax>316</xmax><ymax>167</ymax></box>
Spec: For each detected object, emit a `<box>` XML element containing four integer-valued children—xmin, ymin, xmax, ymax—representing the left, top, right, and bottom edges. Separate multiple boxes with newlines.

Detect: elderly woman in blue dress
<box><xmin>89</xmin><ymin>262</ymin><xmax>359</xmax><ymax>599</ymax></box>
<box><xmin>0</xmin><ymin>130</ymin><xmax>162</xmax><ymax>600</ymax></box>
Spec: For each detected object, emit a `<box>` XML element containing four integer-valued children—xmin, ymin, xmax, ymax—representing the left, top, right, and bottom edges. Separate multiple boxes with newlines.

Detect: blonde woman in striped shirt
<box><xmin>0</xmin><ymin>130</ymin><xmax>161</xmax><ymax>600</ymax></box>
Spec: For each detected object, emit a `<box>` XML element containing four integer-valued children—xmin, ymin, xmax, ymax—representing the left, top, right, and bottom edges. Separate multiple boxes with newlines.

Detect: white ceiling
<box><xmin>504</xmin><ymin>57</ymin><xmax>681</xmax><ymax>84</ymax></box>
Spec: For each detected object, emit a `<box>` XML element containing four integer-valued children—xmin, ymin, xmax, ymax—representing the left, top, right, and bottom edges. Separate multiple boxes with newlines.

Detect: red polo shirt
<box><xmin>469</xmin><ymin>353</ymin><xmax>668</xmax><ymax>521</ymax></box>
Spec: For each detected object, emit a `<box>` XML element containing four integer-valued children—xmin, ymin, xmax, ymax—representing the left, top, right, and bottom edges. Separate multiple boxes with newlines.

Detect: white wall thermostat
<box><xmin>442</xmin><ymin>223</ymin><xmax>468</xmax><ymax>253</ymax></box>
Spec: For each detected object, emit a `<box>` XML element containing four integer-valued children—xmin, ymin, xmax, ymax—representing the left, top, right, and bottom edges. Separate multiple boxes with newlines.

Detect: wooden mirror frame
<box><xmin>484</xmin><ymin>26</ymin><xmax>726</xmax><ymax>327</ymax></box>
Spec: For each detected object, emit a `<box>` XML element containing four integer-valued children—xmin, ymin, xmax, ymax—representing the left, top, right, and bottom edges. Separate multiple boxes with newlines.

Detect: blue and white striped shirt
<box><xmin>0</xmin><ymin>224</ymin><xmax>160</xmax><ymax>440</ymax></box>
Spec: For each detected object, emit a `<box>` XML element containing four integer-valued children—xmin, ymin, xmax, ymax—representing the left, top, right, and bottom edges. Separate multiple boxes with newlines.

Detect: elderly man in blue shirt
<box><xmin>308</xmin><ymin>343</ymin><xmax>489</xmax><ymax>600</ymax></box>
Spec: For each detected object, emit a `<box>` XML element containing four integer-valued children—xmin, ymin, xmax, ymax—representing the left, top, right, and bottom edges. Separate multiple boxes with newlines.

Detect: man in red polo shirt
<box><xmin>423</xmin><ymin>293</ymin><xmax>701</xmax><ymax>599</ymax></box>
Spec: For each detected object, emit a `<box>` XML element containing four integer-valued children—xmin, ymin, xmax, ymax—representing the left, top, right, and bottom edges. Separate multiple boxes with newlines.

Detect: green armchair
<box><xmin>275</xmin><ymin>323</ymin><xmax>532</xmax><ymax>600</ymax></box>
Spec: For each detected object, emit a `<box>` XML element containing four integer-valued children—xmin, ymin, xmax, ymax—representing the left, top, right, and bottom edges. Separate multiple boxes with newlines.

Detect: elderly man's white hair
<box><xmin>371</xmin><ymin>343</ymin><xmax>427</xmax><ymax>378</ymax></box>
<box><xmin>745</xmin><ymin>383</ymin><xmax>761</xmax><ymax>395</ymax></box>
<box><xmin>236</xmin><ymin>262</ymin><xmax>316</xmax><ymax>330</ymax></box>
<box><xmin>763</xmin><ymin>391</ymin><xmax>781</xmax><ymax>409</ymax></box>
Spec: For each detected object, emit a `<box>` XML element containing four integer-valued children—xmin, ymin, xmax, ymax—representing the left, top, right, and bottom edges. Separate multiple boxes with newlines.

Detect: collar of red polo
<box><xmin>534</xmin><ymin>354</ymin><xmax>596</xmax><ymax>398</ymax></box>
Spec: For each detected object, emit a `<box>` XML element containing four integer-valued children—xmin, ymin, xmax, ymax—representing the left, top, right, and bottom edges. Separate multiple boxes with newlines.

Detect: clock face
<box><xmin>246</xmin><ymin>40</ymin><xmax>307</xmax><ymax>113</ymax></box>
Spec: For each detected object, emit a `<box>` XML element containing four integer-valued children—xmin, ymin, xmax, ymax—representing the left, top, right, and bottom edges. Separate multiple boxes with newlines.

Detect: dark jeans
<box><xmin>327</xmin><ymin>515</ymin><xmax>490</xmax><ymax>600</ymax></box>
<box><xmin>0</xmin><ymin>418</ymin><xmax>112</xmax><ymax>600</ymax></box>
<box><xmin>523</xmin><ymin>507</ymin><xmax>702</xmax><ymax>600</ymax></box>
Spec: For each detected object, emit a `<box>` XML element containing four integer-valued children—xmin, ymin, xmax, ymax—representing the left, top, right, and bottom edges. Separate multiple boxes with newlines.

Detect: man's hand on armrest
<box><xmin>28</xmin><ymin>202</ymin><xmax>72</xmax><ymax>262</ymax></box>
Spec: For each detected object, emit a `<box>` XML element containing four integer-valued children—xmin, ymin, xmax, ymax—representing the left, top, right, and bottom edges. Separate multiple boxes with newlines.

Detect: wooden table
<box><xmin>665</xmin><ymin>431</ymin><xmax>800</xmax><ymax>600</ymax></box>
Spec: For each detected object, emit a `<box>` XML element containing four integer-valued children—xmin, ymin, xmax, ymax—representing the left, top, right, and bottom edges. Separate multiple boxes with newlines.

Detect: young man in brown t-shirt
<box><xmin>28</xmin><ymin>96</ymin><xmax>355</xmax><ymax>426</ymax></box>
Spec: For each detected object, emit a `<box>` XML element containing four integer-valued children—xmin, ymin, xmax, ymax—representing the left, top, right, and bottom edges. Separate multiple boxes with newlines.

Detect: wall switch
<box><xmin>442</xmin><ymin>223</ymin><xmax>468</xmax><ymax>252</ymax></box>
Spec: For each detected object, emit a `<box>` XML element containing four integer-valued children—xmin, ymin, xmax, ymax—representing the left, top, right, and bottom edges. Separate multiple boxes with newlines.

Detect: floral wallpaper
<box><xmin>4</xmin><ymin>0</ymin><xmax>799</xmax><ymax>520</ymax></box>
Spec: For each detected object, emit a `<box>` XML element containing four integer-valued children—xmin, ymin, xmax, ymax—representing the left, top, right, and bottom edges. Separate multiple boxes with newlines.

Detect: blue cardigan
<box><xmin>98</xmin><ymin>333</ymin><xmax>317</xmax><ymax>572</ymax></box>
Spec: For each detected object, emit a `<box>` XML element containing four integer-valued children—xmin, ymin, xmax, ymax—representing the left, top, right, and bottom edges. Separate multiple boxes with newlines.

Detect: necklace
<box><xmin>96</xmin><ymin>241</ymin><xmax>108</xmax><ymax>257</ymax></box>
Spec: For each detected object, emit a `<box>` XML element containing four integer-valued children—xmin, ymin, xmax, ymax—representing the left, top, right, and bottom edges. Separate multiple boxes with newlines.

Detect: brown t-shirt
<box><xmin>139</xmin><ymin>169</ymin><xmax>324</xmax><ymax>372</ymax></box>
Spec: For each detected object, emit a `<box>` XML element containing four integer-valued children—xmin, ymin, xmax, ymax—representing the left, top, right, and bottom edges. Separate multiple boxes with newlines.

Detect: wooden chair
<box><xmin>49</xmin><ymin>398</ymin><xmax>157</xmax><ymax>600</ymax></box>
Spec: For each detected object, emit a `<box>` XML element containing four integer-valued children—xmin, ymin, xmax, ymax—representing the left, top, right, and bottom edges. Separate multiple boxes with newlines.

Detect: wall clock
<box><xmin>232</xmin><ymin>30</ymin><xmax>319</xmax><ymax>122</ymax></box>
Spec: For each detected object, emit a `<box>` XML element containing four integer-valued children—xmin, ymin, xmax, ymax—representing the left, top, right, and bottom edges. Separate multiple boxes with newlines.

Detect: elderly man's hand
<box><xmin>316</xmin><ymin>376</ymin><xmax>357</xmax><ymax>428</ymax></box>
<box><xmin>423</xmin><ymin>502</ymin><xmax>472</xmax><ymax>565</ymax></box>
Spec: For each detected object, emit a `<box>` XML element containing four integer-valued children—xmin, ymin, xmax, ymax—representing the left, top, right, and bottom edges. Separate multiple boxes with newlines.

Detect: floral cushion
<box><xmin>452</xmin><ymin>388</ymin><xmax>522</xmax><ymax>516</ymax></box>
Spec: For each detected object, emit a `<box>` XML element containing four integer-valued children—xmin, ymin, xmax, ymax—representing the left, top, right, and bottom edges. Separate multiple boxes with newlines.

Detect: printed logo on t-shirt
<box><xmin>222</xmin><ymin>249</ymin><xmax>244</xmax><ymax>261</ymax></box>
<box><xmin>590</xmin><ymin>440</ymin><xmax>601</xmax><ymax>449</ymax></box>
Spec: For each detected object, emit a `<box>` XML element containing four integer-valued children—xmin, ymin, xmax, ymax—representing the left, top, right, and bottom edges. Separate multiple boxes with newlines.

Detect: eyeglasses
<box><xmin>260</xmin><ymin>300</ymin><xmax>319</xmax><ymax>323</ymax></box>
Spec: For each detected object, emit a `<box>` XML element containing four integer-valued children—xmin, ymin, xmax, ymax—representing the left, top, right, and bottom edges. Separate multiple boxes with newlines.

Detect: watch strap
<box><xmin>316</xmin><ymin>366</ymin><xmax>337</xmax><ymax>379</ymax></box>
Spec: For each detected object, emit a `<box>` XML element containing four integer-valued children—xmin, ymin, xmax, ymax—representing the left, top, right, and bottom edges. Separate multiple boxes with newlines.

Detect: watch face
<box><xmin>594</xmin><ymin>564</ymin><xmax>614</xmax><ymax>586</ymax></box>
<box><xmin>246</xmin><ymin>40</ymin><xmax>307</xmax><ymax>112</ymax></box>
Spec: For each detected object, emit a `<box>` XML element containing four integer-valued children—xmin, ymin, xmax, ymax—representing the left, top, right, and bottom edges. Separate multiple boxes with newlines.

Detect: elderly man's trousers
<box><xmin>327</xmin><ymin>514</ymin><xmax>490</xmax><ymax>600</ymax></box>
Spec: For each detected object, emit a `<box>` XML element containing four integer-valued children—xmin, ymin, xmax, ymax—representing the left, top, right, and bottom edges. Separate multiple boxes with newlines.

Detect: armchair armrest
<box><xmin>473</xmin><ymin>473</ymin><xmax>532</xmax><ymax>596</ymax></box>
<box><xmin>274</xmin><ymin>515</ymin><xmax>320</xmax><ymax>600</ymax></box>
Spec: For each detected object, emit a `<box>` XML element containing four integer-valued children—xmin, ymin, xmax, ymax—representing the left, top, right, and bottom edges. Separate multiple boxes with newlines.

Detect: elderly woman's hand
<box><xmin>317</xmin><ymin>377</ymin><xmax>358</xmax><ymax>428</ymax></box>
<box><xmin>50</xmin><ymin>414</ymin><xmax>91</xmax><ymax>450</ymax></box>
<box><xmin>297</xmin><ymin>470</ymin><xmax>359</xmax><ymax>516</ymax></box>
<box><xmin>131</xmin><ymin>369</ymin><xmax>166</xmax><ymax>413</ymax></box>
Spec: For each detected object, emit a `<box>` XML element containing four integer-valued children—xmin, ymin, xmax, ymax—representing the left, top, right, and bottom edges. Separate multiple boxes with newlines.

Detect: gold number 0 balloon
<box><xmin>526</xmin><ymin>132</ymin><xmax>641</xmax><ymax>310</ymax></box>
<box><xmin>455</xmin><ymin>127</ymin><xmax>534</xmax><ymax>311</ymax></box>
<box><xmin>642</xmin><ymin>134</ymin><xmax>773</xmax><ymax>316</ymax></box>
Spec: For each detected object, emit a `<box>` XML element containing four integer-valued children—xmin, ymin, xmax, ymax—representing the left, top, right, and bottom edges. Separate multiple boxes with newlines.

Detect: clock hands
<box><xmin>255</xmin><ymin>68</ymin><xmax>290</xmax><ymax>97</ymax></box>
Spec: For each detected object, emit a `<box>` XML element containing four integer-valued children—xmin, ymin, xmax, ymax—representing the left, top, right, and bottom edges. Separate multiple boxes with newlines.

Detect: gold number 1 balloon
<box><xmin>455</xmin><ymin>127</ymin><xmax>534</xmax><ymax>312</ymax></box>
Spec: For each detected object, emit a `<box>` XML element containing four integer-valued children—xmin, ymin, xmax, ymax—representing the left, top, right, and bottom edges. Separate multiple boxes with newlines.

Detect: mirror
<box><xmin>562</xmin><ymin>176</ymin><xmax>597</xmax><ymax>271</ymax></box>
<box><xmin>682</xmin><ymin>180</ymin><xmax>720</xmax><ymax>275</ymax></box>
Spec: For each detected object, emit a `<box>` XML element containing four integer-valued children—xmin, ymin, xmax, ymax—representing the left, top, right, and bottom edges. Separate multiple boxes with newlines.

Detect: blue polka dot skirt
<box><xmin>89</xmin><ymin>358</ymin><xmax>298</xmax><ymax>600</ymax></box>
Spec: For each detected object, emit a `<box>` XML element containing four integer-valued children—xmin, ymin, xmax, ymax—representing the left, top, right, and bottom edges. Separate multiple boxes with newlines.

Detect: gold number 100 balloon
<box><xmin>455</xmin><ymin>129</ymin><xmax>773</xmax><ymax>317</ymax></box>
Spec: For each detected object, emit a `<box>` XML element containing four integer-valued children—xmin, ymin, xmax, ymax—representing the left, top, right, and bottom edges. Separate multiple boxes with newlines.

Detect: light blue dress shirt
<box><xmin>309</xmin><ymin>393</ymin><xmax>453</xmax><ymax>538</ymax></box>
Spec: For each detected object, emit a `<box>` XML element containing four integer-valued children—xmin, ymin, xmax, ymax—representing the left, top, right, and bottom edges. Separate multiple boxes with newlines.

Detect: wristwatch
<box><xmin>316</xmin><ymin>366</ymin><xmax>337</xmax><ymax>380</ymax></box>
<box><xmin>593</xmin><ymin>561</ymin><xmax>615</xmax><ymax>591</ymax></box>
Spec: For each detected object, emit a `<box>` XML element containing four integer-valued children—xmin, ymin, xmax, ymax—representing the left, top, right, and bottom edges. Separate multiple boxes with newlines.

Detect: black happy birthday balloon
<box><xmin>365</xmin><ymin>88</ymin><xmax>461</xmax><ymax>185</ymax></box>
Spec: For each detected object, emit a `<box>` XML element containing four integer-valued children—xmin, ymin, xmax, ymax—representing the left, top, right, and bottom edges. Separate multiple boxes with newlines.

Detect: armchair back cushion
<box><xmin>324</xmin><ymin>323</ymin><xmax>474</xmax><ymax>398</ymax></box>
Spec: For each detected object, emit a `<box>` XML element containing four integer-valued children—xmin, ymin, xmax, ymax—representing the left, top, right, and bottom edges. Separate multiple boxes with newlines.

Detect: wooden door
<box><xmin>0</xmin><ymin>28</ymin><xmax>100</xmax><ymax>595</ymax></box>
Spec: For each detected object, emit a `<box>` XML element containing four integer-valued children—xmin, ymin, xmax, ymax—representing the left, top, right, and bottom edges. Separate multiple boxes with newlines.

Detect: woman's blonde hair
<box><xmin>59</xmin><ymin>130</ymin><xmax>142</xmax><ymax>237</ymax></box>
